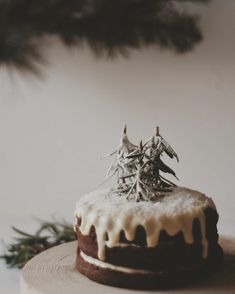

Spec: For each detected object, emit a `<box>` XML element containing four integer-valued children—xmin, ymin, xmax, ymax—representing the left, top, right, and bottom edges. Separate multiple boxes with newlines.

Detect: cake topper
<box><xmin>103</xmin><ymin>126</ymin><xmax>179</xmax><ymax>201</ymax></box>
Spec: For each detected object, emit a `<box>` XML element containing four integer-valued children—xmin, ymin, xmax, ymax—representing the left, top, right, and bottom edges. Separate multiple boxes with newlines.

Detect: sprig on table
<box><xmin>0</xmin><ymin>220</ymin><xmax>76</xmax><ymax>269</ymax></box>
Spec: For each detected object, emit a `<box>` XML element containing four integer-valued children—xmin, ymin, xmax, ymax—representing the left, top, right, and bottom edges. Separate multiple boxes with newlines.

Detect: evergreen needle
<box><xmin>0</xmin><ymin>220</ymin><xmax>76</xmax><ymax>269</ymax></box>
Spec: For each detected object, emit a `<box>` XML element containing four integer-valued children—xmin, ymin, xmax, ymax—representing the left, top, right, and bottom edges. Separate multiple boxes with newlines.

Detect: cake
<box><xmin>74</xmin><ymin>126</ymin><xmax>223</xmax><ymax>289</ymax></box>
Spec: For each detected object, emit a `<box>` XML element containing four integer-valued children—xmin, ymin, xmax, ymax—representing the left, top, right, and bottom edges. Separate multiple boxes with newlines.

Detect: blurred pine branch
<box><xmin>0</xmin><ymin>0</ymin><xmax>210</xmax><ymax>73</ymax></box>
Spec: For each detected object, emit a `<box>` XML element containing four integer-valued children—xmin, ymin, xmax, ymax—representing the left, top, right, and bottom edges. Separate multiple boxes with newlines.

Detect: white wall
<box><xmin>0</xmin><ymin>0</ymin><xmax>235</xmax><ymax>291</ymax></box>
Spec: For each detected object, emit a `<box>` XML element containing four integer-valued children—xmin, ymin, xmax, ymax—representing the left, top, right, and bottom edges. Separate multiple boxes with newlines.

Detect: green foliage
<box><xmin>0</xmin><ymin>220</ymin><xmax>76</xmax><ymax>269</ymax></box>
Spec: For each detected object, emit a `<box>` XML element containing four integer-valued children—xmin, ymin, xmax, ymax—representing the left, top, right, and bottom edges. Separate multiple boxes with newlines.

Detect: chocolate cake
<box><xmin>74</xmin><ymin>126</ymin><xmax>223</xmax><ymax>289</ymax></box>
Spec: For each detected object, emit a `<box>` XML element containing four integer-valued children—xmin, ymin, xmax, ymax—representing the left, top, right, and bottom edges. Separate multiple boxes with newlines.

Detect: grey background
<box><xmin>0</xmin><ymin>1</ymin><xmax>235</xmax><ymax>292</ymax></box>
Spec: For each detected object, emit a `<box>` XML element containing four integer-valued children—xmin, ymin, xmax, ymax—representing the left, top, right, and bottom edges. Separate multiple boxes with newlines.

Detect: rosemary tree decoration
<box><xmin>0</xmin><ymin>220</ymin><xmax>76</xmax><ymax>269</ymax></box>
<box><xmin>104</xmin><ymin>126</ymin><xmax>179</xmax><ymax>201</ymax></box>
<box><xmin>0</xmin><ymin>0</ymin><xmax>210</xmax><ymax>73</ymax></box>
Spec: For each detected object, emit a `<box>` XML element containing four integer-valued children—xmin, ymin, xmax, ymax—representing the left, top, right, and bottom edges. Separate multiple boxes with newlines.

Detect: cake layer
<box><xmin>76</xmin><ymin>247</ymin><xmax>223</xmax><ymax>289</ymax></box>
<box><xmin>75</xmin><ymin>187</ymin><xmax>216</xmax><ymax>261</ymax></box>
<box><xmin>76</xmin><ymin>206</ymin><xmax>221</xmax><ymax>270</ymax></box>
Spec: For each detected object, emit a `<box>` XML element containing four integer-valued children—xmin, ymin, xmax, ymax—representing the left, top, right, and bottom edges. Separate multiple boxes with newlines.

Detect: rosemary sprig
<box><xmin>103</xmin><ymin>125</ymin><xmax>179</xmax><ymax>202</ymax></box>
<box><xmin>0</xmin><ymin>220</ymin><xmax>76</xmax><ymax>269</ymax></box>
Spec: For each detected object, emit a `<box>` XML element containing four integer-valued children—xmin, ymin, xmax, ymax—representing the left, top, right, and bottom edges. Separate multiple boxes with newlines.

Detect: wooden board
<box><xmin>21</xmin><ymin>236</ymin><xmax>235</xmax><ymax>294</ymax></box>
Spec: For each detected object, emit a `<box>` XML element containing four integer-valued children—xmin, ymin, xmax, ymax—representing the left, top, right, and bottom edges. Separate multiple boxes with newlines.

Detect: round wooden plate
<box><xmin>21</xmin><ymin>236</ymin><xmax>235</xmax><ymax>294</ymax></box>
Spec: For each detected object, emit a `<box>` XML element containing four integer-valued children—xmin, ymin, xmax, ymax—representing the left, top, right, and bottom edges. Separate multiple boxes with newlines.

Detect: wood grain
<box><xmin>21</xmin><ymin>236</ymin><xmax>235</xmax><ymax>294</ymax></box>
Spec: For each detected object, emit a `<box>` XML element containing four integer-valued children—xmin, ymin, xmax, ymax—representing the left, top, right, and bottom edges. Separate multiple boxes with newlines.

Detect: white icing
<box><xmin>75</xmin><ymin>187</ymin><xmax>216</xmax><ymax>261</ymax></box>
<box><xmin>105</xmin><ymin>241</ymin><xmax>140</xmax><ymax>248</ymax></box>
<box><xmin>80</xmin><ymin>250</ymin><xmax>153</xmax><ymax>274</ymax></box>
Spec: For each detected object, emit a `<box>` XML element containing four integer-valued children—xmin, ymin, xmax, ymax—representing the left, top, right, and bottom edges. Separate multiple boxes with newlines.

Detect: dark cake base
<box><xmin>76</xmin><ymin>247</ymin><xmax>223</xmax><ymax>290</ymax></box>
<box><xmin>76</xmin><ymin>207</ymin><xmax>223</xmax><ymax>289</ymax></box>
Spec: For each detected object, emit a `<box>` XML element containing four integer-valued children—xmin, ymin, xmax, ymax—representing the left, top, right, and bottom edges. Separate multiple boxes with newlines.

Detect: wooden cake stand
<box><xmin>21</xmin><ymin>236</ymin><xmax>235</xmax><ymax>294</ymax></box>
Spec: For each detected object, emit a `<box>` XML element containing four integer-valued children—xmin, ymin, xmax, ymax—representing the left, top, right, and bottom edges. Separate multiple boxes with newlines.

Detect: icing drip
<box><xmin>75</xmin><ymin>187</ymin><xmax>215</xmax><ymax>261</ymax></box>
<box><xmin>105</xmin><ymin>241</ymin><xmax>140</xmax><ymax>248</ymax></box>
